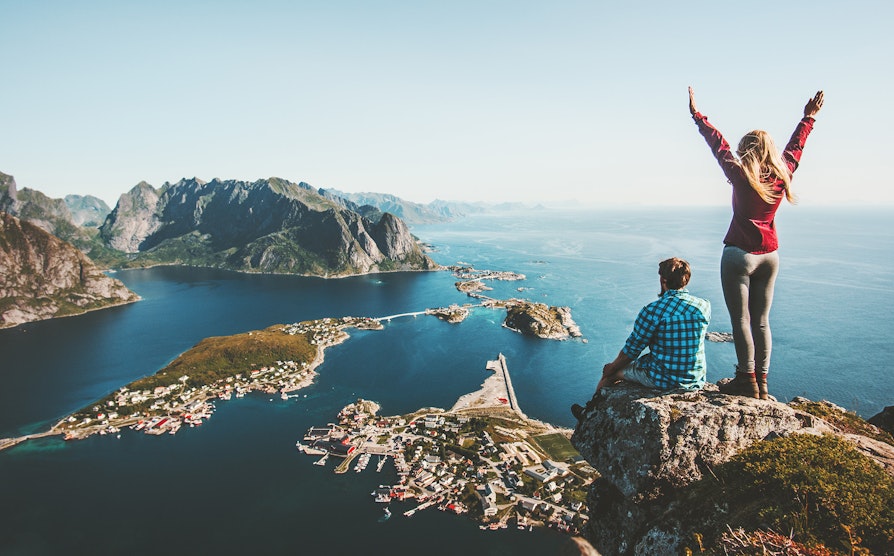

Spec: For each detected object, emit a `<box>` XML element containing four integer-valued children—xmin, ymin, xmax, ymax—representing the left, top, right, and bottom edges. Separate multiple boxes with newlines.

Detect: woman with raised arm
<box><xmin>689</xmin><ymin>87</ymin><xmax>824</xmax><ymax>399</ymax></box>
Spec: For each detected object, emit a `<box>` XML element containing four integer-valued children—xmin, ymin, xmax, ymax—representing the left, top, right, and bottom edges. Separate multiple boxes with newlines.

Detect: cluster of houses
<box><xmin>56</xmin><ymin>317</ymin><xmax>377</xmax><ymax>441</ymax></box>
<box><xmin>301</xmin><ymin>400</ymin><xmax>595</xmax><ymax>534</ymax></box>
<box><xmin>283</xmin><ymin>316</ymin><xmax>381</xmax><ymax>345</ymax></box>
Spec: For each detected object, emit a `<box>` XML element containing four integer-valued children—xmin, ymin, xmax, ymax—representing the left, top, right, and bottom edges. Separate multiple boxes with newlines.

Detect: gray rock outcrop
<box><xmin>570</xmin><ymin>383</ymin><xmax>894</xmax><ymax>556</ymax></box>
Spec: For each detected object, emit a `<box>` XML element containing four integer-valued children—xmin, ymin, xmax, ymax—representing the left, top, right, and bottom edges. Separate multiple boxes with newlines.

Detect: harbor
<box><xmin>295</xmin><ymin>354</ymin><xmax>594</xmax><ymax>535</ymax></box>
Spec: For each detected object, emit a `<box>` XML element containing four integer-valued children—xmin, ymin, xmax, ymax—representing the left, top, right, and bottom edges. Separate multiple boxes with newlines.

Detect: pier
<box><xmin>487</xmin><ymin>353</ymin><xmax>526</xmax><ymax>419</ymax></box>
<box><xmin>0</xmin><ymin>430</ymin><xmax>62</xmax><ymax>452</ymax></box>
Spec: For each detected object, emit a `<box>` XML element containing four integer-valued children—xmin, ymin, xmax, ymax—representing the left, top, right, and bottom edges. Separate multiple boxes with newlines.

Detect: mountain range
<box><xmin>1</xmin><ymin>171</ymin><xmax>457</xmax><ymax>327</ymax></box>
<box><xmin>98</xmin><ymin>177</ymin><xmax>438</xmax><ymax>276</ymax></box>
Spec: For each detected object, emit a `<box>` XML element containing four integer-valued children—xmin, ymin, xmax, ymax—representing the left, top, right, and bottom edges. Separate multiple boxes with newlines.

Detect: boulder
<box><xmin>570</xmin><ymin>382</ymin><xmax>893</xmax><ymax>556</ymax></box>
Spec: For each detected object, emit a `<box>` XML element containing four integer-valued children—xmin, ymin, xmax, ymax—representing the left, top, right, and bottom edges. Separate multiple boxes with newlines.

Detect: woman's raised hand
<box><xmin>804</xmin><ymin>90</ymin><xmax>824</xmax><ymax>118</ymax></box>
<box><xmin>688</xmin><ymin>86</ymin><xmax>698</xmax><ymax>115</ymax></box>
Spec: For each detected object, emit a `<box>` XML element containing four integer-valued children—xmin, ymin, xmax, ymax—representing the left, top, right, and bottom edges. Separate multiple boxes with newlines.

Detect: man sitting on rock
<box><xmin>573</xmin><ymin>257</ymin><xmax>711</xmax><ymax>420</ymax></box>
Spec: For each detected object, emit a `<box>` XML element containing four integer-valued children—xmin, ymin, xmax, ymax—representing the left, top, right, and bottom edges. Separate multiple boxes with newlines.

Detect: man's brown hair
<box><xmin>659</xmin><ymin>257</ymin><xmax>691</xmax><ymax>290</ymax></box>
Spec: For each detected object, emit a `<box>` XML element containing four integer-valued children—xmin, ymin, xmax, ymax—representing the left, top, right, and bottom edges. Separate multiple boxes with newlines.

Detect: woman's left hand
<box><xmin>688</xmin><ymin>86</ymin><xmax>698</xmax><ymax>115</ymax></box>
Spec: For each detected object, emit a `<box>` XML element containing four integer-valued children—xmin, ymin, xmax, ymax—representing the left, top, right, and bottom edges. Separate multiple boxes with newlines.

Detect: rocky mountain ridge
<box><xmin>99</xmin><ymin>177</ymin><xmax>437</xmax><ymax>276</ymax></box>
<box><xmin>0</xmin><ymin>212</ymin><xmax>139</xmax><ymax>329</ymax></box>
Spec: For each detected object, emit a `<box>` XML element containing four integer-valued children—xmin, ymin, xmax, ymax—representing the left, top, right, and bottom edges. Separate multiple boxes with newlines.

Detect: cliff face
<box><xmin>99</xmin><ymin>178</ymin><xmax>437</xmax><ymax>276</ymax></box>
<box><xmin>0</xmin><ymin>213</ymin><xmax>139</xmax><ymax>329</ymax></box>
<box><xmin>0</xmin><ymin>171</ymin><xmax>17</xmax><ymax>214</ymax></box>
<box><xmin>100</xmin><ymin>181</ymin><xmax>162</xmax><ymax>252</ymax></box>
<box><xmin>570</xmin><ymin>383</ymin><xmax>894</xmax><ymax>555</ymax></box>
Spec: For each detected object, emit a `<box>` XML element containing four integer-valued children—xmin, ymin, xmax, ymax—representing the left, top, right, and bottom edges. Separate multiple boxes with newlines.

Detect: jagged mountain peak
<box><xmin>99</xmin><ymin>177</ymin><xmax>436</xmax><ymax>276</ymax></box>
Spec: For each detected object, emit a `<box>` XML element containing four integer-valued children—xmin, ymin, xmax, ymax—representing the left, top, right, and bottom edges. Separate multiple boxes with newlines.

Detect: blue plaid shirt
<box><xmin>622</xmin><ymin>288</ymin><xmax>711</xmax><ymax>390</ymax></box>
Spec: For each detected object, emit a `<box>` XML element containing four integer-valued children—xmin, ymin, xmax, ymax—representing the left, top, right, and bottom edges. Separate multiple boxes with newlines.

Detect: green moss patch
<box><xmin>685</xmin><ymin>434</ymin><xmax>894</xmax><ymax>555</ymax></box>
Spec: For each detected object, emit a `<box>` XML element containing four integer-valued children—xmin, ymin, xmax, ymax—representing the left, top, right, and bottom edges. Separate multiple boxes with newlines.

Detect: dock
<box><xmin>450</xmin><ymin>353</ymin><xmax>526</xmax><ymax>418</ymax></box>
<box><xmin>0</xmin><ymin>430</ymin><xmax>62</xmax><ymax>452</ymax></box>
<box><xmin>486</xmin><ymin>353</ymin><xmax>526</xmax><ymax>419</ymax></box>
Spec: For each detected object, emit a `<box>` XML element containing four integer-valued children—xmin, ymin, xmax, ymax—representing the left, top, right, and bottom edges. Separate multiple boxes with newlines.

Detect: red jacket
<box><xmin>694</xmin><ymin>112</ymin><xmax>815</xmax><ymax>254</ymax></box>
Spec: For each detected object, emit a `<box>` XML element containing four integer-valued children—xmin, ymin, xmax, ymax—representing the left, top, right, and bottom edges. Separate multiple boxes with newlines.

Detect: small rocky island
<box><xmin>503</xmin><ymin>301</ymin><xmax>581</xmax><ymax>340</ymax></box>
<box><xmin>427</xmin><ymin>304</ymin><xmax>471</xmax><ymax>323</ymax></box>
<box><xmin>450</xmin><ymin>264</ymin><xmax>582</xmax><ymax>340</ymax></box>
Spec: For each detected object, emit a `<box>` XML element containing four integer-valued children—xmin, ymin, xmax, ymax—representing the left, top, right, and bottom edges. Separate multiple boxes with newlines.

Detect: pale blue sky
<box><xmin>2</xmin><ymin>1</ymin><xmax>891</xmax><ymax>207</ymax></box>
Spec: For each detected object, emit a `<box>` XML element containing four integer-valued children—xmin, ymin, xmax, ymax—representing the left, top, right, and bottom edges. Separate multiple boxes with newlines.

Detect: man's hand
<box><xmin>804</xmin><ymin>90</ymin><xmax>824</xmax><ymax>118</ymax></box>
<box><xmin>597</xmin><ymin>353</ymin><xmax>631</xmax><ymax>392</ymax></box>
<box><xmin>596</xmin><ymin>369</ymin><xmax>623</xmax><ymax>393</ymax></box>
<box><xmin>688</xmin><ymin>86</ymin><xmax>698</xmax><ymax>116</ymax></box>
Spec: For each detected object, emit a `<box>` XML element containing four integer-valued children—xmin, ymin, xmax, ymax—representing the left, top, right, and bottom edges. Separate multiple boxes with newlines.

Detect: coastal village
<box><xmin>2</xmin><ymin>264</ymin><xmax>596</xmax><ymax>537</ymax></box>
<box><xmin>296</xmin><ymin>355</ymin><xmax>597</xmax><ymax>534</ymax></box>
<box><xmin>41</xmin><ymin>316</ymin><xmax>381</xmax><ymax>441</ymax></box>
<box><xmin>7</xmin><ymin>264</ymin><xmax>578</xmax><ymax>449</ymax></box>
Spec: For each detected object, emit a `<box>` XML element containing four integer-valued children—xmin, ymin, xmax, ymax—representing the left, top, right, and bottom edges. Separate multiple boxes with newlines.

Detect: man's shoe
<box><xmin>571</xmin><ymin>403</ymin><xmax>586</xmax><ymax>421</ymax></box>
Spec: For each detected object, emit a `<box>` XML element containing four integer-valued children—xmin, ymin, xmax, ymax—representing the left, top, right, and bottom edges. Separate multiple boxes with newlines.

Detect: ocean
<box><xmin>1</xmin><ymin>207</ymin><xmax>891</xmax><ymax>555</ymax></box>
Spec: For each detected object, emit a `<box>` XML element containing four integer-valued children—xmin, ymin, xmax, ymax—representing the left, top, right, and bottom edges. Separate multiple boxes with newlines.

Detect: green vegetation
<box><xmin>792</xmin><ymin>400</ymin><xmax>894</xmax><ymax>445</ymax></box>
<box><xmin>684</xmin><ymin>434</ymin><xmax>894</xmax><ymax>555</ymax></box>
<box><xmin>119</xmin><ymin>232</ymin><xmax>225</xmax><ymax>269</ymax></box>
<box><xmin>531</xmin><ymin>433</ymin><xmax>579</xmax><ymax>462</ymax></box>
<box><xmin>158</xmin><ymin>326</ymin><xmax>316</xmax><ymax>387</ymax></box>
<box><xmin>69</xmin><ymin>324</ymin><xmax>319</xmax><ymax>419</ymax></box>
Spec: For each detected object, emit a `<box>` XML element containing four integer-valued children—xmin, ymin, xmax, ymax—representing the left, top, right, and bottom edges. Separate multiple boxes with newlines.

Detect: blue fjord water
<box><xmin>0</xmin><ymin>207</ymin><xmax>891</xmax><ymax>555</ymax></box>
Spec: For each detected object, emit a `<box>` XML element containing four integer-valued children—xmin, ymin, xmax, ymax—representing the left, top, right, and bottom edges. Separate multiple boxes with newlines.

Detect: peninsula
<box><xmin>296</xmin><ymin>354</ymin><xmax>596</xmax><ymax>534</ymax></box>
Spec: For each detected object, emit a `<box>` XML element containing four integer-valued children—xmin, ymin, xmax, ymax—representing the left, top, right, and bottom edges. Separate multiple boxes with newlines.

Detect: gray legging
<box><xmin>720</xmin><ymin>245</ymin><xmax>780</xmax><ymax>375</ymax></box>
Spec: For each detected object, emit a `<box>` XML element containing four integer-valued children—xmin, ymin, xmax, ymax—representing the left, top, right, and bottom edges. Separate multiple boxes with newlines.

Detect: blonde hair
<box><xmin>736</xmin><ymin>130</ymin><xmax>796</xmax><ymax>204</ymax></box>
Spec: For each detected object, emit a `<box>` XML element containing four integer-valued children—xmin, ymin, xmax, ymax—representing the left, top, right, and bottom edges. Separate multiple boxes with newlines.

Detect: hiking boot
<box><xmin>571</xmin><ymin>403</ymin><xmax>586</xmax><ymax>421</ymax></box>
<box><xmin>718</xmin><ymin>371</ymin><xmax>759</xmax><ymax>399</ymax></box>
<box><xmin>756</xmin><ymin>371</ymin><xmax>769</xmax><ymax>400</ymax></box>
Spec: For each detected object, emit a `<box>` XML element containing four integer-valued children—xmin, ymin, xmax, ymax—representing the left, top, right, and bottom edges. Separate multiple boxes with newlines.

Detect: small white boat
<box><xmin>313</xmin><ymin>453</ymin><xmax>329</xmax><ymax>466</ymax></box>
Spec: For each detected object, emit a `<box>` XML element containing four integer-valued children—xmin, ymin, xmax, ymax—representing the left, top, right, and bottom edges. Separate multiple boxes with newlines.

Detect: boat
<box><xmin>378</xmin><ymin>506</ymin><xmax>391</xmax><ymax>522</ymax></box>
<box><xmin>313</xmin><ymin>453</ymin><xmax>329</xmax><ymax>466</ymax></box>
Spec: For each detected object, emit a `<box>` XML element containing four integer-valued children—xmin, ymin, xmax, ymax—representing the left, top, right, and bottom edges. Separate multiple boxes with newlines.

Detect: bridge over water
<box><xmin>372</xmin><ymin>311</ymin><xmax>428</xmax><ymax>322</ymax></box>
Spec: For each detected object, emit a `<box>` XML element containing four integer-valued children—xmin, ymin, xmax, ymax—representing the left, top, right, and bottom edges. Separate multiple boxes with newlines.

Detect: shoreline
<box><xmin>0</xmin><ymin>319</ymin><xmax>360</xmax><ymax>452</ymax></box>
<box><xmin>102</xmin><ymin>261</ymin><xmax>446</xmax><ymax>280</ymax></box>
<box><xmin>0</xmin><ymin>296</ymin><xmax>141</xmax><ymax>332</ymax></box>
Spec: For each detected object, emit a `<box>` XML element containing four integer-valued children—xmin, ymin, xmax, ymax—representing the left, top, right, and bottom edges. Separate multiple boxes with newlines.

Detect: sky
<box><xmin>2</xmin><ymin>0</ymin><xmax>892</xmax><ymax>208</ymax></box>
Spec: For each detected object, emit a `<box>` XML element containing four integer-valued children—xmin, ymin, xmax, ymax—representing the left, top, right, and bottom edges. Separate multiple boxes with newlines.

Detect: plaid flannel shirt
<box><xmin>622</xmin><ymin>288</ymin><xmax>711</xmax><ymax>390</ymax></box>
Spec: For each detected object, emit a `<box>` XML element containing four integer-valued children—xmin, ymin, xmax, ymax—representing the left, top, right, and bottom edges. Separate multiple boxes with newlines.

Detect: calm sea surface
<box><xmin>1</xmin><ymin>207</ymin><xmax>891</xmax><ymax>554</ymax></box>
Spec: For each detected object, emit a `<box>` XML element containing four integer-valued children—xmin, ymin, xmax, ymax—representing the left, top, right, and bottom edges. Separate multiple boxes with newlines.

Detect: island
<box><xmin>296</xmin><ymin>354</ymin><xmax>597</xmax><ymax>534</ymax></box>
<box><xmin>450</xmin><ymin>264</ymin><xmax>582</xmax><ymax>340</ymax></box>
<box><xmin>427</xmin><ymin>304</ymin><xmax>471</xmax><ymax>323</ymax></box>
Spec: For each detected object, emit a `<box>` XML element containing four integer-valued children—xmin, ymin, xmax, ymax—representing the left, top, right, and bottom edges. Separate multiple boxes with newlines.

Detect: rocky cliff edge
<box><xmin>570</xmin><ymin>383</ymin><xmax>894</xmax><ymax>555</ymax></box>
<box><xmin>0</xmin><ymin>213</ymin><xmax>140</xmax><ymax>329</ymax></box>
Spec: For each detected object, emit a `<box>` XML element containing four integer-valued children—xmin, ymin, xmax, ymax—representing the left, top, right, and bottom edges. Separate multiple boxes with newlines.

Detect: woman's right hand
<box><xmin>804</xmin><ymin>90</ymin><xmax>824</xmax><ymax>118</ymax></box>
<box><xmin>688</xmin><ymin>86</ymin><xmax>698</xmax><ymax>115</ymax></box>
